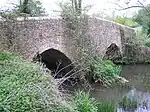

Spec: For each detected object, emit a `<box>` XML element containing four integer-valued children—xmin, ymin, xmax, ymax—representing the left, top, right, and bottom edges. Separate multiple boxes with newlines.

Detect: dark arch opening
<box><xmin>104</xmin><ymin>43</ymin><xmax>122</xmax><ymax>61</ymax></box>
<box><xmin>33</xmin><ymin>48</ymin><xmax>74</xmax><ymax>79</ymax></box>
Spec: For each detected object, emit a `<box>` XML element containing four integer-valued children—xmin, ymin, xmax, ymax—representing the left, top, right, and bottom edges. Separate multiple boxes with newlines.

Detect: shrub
<box><xmin>89</xmin><ymin>57</ymin><xmax>121</xmax><ymax>86</ymax></box>
<box><xmin>0</xmin><ymin>51</ymin><xmax>76</xmax><ymax>112</ymax></box>
<box><xmin>73</xmin><ymin>91</ymin><xmax>98</xmax><ymax>112</ymax></box>
<box><xmin>73</xmin><ymin>91</ymin><xmax>116</xmax><ymax>112</ymax></box>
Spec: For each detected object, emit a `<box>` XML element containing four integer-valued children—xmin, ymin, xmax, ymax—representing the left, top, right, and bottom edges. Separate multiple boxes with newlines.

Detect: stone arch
<box><xmin>33</xmin><ymin>48</ymin><xmax>74</xmax><ymax>79</ymax></box>
<box><xmin>104</xmin><ymin>43</ymin><xmax>122</xmax><ymax>61</ymax></box>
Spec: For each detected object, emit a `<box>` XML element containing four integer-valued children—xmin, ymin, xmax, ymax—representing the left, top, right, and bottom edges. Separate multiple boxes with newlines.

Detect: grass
<box><xmin>73</xmin><ymin>91</ymin><xmax>98</xmax><ymax>112</ymax></box>
<box><xmin>0</xmin><ymin>51</ymin><xmax>118</xmax><ymax>112</ymax></box>
<box><xmin>73</xmin><ymin>91</ymin><xmax>116</xmax><ymax>112</ymax></box>
<box><xmin>0</xmin><ymin>51</ymin><xmax>76</xmax><ymax>112</ymax></box>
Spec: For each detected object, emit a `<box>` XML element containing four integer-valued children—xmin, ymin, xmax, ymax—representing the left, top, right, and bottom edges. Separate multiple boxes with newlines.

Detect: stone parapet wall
<box><xmin>86</xmin><ymin>17</ymin><xmax>135</xmax><ymax>57</ymax></box>
<box><xmin>0</xmin><ymin>16</ymin><xmax>135</xmax><ymax>61</ymax></box>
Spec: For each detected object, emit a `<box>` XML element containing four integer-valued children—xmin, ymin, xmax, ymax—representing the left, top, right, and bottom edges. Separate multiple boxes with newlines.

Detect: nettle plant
<box><xmin>89</xmin><ymin>56</ymin><xmax>121</xmax><ymax>86</ymax></box>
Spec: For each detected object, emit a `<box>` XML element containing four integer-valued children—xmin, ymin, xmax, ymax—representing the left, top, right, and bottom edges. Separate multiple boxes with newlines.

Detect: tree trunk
<box><xmin>22</xmin><ymin>0</ymin><xmax>29</xmax><ymax>14</ymax></box>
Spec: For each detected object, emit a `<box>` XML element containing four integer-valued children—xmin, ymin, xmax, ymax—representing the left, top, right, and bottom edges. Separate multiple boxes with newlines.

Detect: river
<box><xmin>90</xmin><ymin>64</ymin><xmax>150</xmax><ymax>99</ymax></box>
<box><xmin>90</xmin><ymin>64</ymin><xmax>150</xmax><ymax>112</ymax></box>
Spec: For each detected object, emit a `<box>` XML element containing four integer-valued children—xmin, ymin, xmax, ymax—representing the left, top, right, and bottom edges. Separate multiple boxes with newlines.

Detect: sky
<box><xmin>0</xmin><ymin>0</ymin><xmax>150</xmax><ymax>17</ymax></box>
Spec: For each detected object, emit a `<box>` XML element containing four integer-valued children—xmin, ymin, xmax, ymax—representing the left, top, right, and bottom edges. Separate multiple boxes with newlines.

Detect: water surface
<box><xmin>90</xmin><ymin>64</ymin><xmax>150</xmax><ymax>112</ymax></box>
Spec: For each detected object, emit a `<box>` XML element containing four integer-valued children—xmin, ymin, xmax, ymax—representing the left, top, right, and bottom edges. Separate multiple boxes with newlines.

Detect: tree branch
<box><xmin>115</xmin><ymin>5</ymin><xmax>145</xmax><ymax>11</ymax></box>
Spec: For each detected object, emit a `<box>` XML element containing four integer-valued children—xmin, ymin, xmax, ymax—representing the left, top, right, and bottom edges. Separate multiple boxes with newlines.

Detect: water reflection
<box><xmin>117</xmin><ymin>88</ymin><xmax>150</xmax><ymax>112</ymax></box>
<box><xmin>90</xmin><ymin>64</ymin><xmax>150</xmax><ymax>112</ymax></box>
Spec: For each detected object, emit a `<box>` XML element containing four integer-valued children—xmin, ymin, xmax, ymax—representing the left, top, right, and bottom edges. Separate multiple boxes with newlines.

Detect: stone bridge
<box><xmin>0</xmin><ymin>16</ymin><xmax>135</xmax><ymax>76</ymax></box>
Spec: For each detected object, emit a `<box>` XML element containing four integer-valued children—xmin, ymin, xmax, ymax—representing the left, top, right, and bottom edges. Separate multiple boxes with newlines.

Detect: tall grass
<box><xmin>73</xmin><ymin>91</ymin><xmax>98</xmax><ymax>112</ymax></box>
<box><xmin>0</xmin><ymin>51</ymin><xmax>76</xmax><ymax>112</ymax></box>
<box><xmin>73</xmin><ymin>91</ymin><xmax>116</xmax><ymax>112</ymax></box>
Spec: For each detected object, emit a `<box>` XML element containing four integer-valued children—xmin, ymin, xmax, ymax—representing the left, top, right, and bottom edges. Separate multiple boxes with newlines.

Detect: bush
<box><xmin>73</xmin><ymin>91</ymin><xmax>98</xmax><ymax>112</ymax></box>
<box><xmin>73</xmin><ymin>91</ymin><xmax>116</xmax><ymax>112</ymax></box>
<box><xmin>89</xmin><ymin>57</ymin><xmax>121</xmax><ymax>86</ymax></box>
<box><xmin>0</xmin><ymin>51</ymin><xmax>76</xmax><ymax>112</ymax></box>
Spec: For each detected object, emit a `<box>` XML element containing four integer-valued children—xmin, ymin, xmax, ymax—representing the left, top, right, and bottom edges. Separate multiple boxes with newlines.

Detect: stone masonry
<box><xmin>0</xmin><ymin>16</ymin><xmax>135</xmax><ymax>62</ymax></box>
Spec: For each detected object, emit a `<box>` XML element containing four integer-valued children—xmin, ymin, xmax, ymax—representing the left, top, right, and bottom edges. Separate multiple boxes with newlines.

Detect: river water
<box><xmin>66</xmin><ymin>64</ymin><xmax>150</xmax><ymax>111</ymax></box>
<box><xmin>90</xmin><ymin>64</ymin><xmax>150</xmax><ymax>112</ymax></box>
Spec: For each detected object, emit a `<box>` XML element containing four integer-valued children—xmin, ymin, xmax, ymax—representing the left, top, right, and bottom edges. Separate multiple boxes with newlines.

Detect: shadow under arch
<box><xmin>104</xmin><ymin>43</ymin><xmax>122</xmax><ymax>61</ymax></box>
<box><xmin>33</xmin><ymin>48</ymin><xmax>74</xmax><ymax>79</ymax></box>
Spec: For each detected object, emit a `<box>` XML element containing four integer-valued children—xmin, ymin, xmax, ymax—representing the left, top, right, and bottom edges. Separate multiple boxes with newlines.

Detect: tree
<box><xmin>110</xmin><ymin>0</ymin><xmax>150</xmax><ymax>35</ymax></box>
<box><xmin>111</xmin><ymin>0</ymin><xmax>146</xmax><ymax>11</ymax></box>
<box><xmin>134</xmin><ymin>5</ymin><xmax>150</xmax><ymax>35</ymax></box>
<box><xmin>0</xmin><ymin>0</ymin><xmax>47</xmax><ymax>19</ymax></box>
<box><xmin>73</xmin><ymin>0</ymin><xmax>82</xmax><ymax>15</ymax></box>
<box><xmin>17</xmin><ymin>0</ymin><xmax>47</xmax><ymax>17</ymax></box>
<box><xmin>21</xmin><ymin>0</ymin><xmax>30</xmax><ymax>14</ymax></box>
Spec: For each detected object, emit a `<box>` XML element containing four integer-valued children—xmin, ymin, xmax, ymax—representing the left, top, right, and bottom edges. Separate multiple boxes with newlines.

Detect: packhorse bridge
<box><xmin>0</xmin><ymin>16</ymin><xmax>135</xmax><ymax>77</ymax></box>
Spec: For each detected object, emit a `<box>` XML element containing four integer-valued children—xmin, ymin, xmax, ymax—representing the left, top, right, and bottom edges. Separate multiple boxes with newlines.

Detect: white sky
<box><xmin>0</xmin><ymin>0</ymin><xmax>150</xmax><ymax>17</ymax></box>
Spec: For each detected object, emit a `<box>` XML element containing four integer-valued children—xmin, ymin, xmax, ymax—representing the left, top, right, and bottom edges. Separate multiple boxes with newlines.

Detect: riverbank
<box><xmin>0</xmin><ymin>51</ymin><xmax>117</xmax><ymax>112</ymax></box>
<box><xmin>2</xmin><ymin>51</ymin><xmax>150</xmax><ymax>112</ymax></box>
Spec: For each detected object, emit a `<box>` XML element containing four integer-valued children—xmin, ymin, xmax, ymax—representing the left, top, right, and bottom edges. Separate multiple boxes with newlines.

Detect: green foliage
<box><xmin>134</xmin><ymin>27</ymin><xmax>150</xmax><ymax>46</ymax></box>
<box><xmin>0</xmin><ymin>51</ymin><xmax>18</xmax><ymax>61</ymax></box>
<box><xmin>73</xmin><ymin>91</ymin><xmax>98</xmax><ymax>112</ymax></box>
<box><xmin>58</xmin><ymin>1</ymin><xmax>79</xmax><ymax>28</ymax></box>
<box><xmin>89</xmin><ymin>57</ymin><xmax>121</xmax><ymax>86</ymax></box>
<box><xmin>144</xmin><ymin>38</ymin><xmax>150</xmax><ymax>47</ymax></box>
<box><xmin>0</xmin><ymin>51</ymin><xmax>76</xmax><ymax>112</ymax></box>
<box><xmin>133</xmin><ymin>5</ymin><xmax>150</xmax><ymax>35</ymax></box>
<box><xmin>0</xmin><ymin>0</ymin><xmax>47</xmax><ymax>19</ymax></box>
<box><xmin>73</xmin><ymin>91</ymin><xmax>116</xmax><ymax>112</ymax></box>
<box><xmin>134</xmin><ymin>27</ymin><xmax>147</xmax><ymax>45</ymax></box>
<box><xmin>97</xmin><ymin>99</ymin><xmax>116</xmax><ymax>112</ymax></box>
<box><xmin>19</xmin><ymin>0</ymin><xmax>47</xmax><ymax>17</ymax></box>
<box><xmin>113</xmin><ymin>16</ymin><xmax>138</xmax><ymax>28</ymax></box>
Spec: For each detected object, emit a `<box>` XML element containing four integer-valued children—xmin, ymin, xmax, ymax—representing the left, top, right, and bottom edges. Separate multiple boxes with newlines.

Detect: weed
<box><xmin>73</xmin><ymin>91</ymin><xmax>116</xmax><ymax>112</ymax></box>
<box><xmin>73</xmin><ymin>91</ymin><xmax>98</xmax><ymax>112</ymax></box>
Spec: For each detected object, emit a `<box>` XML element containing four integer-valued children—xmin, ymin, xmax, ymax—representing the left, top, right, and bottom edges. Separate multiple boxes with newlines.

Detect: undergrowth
<box><xmin>0</xmin><ymin>51</ymin><xmax>76</xmax><ymax>112</ymax></box>
<box><xmin>73</xmin><ymin>91</ymin><xmax>116</xmax><ymax>112</ymax></box>
<box><xmin>73</xmin><ymin>91</ymin><xmax>98</xmax><ymax>112</ymax></box>
<box><xmin>0</xmin><ymin>51</ymin><xmax>118</xmax><ymax>112</ymax></box>
<box><xmin>89</xmin><ymin>56</ymin><xmax>121</xmax><ymax>86</ymax></box>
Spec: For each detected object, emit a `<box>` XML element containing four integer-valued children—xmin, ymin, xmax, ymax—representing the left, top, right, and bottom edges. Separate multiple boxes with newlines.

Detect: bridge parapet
<box><xmin>0</xmin><ymin>16</ymin><xmax>135</xmax><ymax>62</ymax></box>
